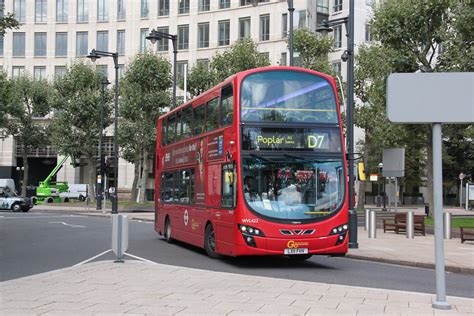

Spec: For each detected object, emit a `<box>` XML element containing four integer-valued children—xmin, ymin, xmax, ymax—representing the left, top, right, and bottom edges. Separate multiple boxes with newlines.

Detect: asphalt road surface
<box><xmin>1</xmin><ymin>211</ymin><xmax>473</xmax><ymax>298</ymax></box>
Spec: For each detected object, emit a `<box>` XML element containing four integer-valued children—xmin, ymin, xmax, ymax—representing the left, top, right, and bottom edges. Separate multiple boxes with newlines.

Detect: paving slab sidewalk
<box><xmin>1</xmin><ymin>261</ymin><xmax>473</xmax><ymax>315</ymax></box>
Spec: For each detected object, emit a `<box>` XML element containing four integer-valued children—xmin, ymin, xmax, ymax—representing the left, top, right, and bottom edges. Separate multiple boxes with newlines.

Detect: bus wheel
<box><xmin>287</xmin><ymin>254</ymin><xmax>312</xmax><ymax>261</ymax></box>
<box><xmin>204</xmin><ymin>224</ymin><xmax>221</xmax><ymax>259</ymax></box>
<box><xmin>164</xmin><ymin>217</ymin><xmax>173</xmax><ymax>243</ymax></box>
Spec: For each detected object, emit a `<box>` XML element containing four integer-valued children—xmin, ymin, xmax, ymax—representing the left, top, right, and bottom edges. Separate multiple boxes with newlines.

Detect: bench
<box><xmin>460</xmin><ymin>227</ymin><xmax>474</xmax><ymax>243</ymax></box>
<box><xmin>383</xmin><ymin>213</ymin><xmax>426</xmax><ymax>236</ymax></box>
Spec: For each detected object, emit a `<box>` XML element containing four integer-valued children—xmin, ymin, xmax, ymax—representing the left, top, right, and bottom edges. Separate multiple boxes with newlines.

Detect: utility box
<box><xmin>111</xmin><ymin>214</ymin><xmax>128</xmax><ymax>259</ymax></box>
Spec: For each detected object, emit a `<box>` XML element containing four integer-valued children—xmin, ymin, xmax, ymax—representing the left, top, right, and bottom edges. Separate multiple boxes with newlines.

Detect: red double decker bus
<box><xmin>155</xmin><ymin>66</ymin><xmax>348</xmax><ymax>260</ymax></box>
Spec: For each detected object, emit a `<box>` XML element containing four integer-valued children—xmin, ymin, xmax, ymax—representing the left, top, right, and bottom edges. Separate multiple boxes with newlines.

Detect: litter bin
<box><xmin>424</xmin><ymin>203</ymin><xmax>430</xmax><ymax>217</ymax></box>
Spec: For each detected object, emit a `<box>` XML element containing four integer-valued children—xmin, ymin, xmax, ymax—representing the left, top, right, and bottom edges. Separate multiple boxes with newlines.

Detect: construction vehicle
<box><xmin>33</xmin><ymin>156</ymin><xmax>69</xmax><ymax>204</ymax></box>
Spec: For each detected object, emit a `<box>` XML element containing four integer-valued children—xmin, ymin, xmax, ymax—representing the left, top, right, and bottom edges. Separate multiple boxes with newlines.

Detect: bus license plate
<box><xmin>284</xmin><ymin>248</ymin><xmax>309</xmax><ymax>255</ymax></box>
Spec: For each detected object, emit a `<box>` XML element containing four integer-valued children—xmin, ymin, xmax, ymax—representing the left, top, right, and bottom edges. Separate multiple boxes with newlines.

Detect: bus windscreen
<box><xmin>241</xmin><ymin>70</ymin><xmax>338</xmax><ymax>123</ymax></box>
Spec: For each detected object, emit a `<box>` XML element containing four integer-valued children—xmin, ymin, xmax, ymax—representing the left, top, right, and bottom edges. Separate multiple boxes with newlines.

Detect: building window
<box><xmin>97</xmin><ymin>65</ymin><xmax>108</xmax><ymax>77</ymax></box>
<box><xmin>332</xmin><ymin>61</ymin><xmax>341</xmax><ymax>76</ymax></box>
<box><xmin>0</xmin><ymin>35</ymin><xmax>3</xmax><ymax>57</ymax></box>
<box><xmin>259</xmin><ymin>52</ymin><xmax>269</xmax><ymax>62</ymax></box>
<box><xmin>198</xmin><ymin>0</ymin><xmax>210</xmax><ymax>12</ymax></box>
<box><xmin>219</xmin><ymin>0</ymin><xmax>230</xmax><ymax>9</ymax></box>
<box><xmin>77</xmin><ymin>0</ymin><xmax>88</xmax><ymax>22</ymax></box>
<box><xmin>157</xmin><ymin>27</ymin><xmax>169</xmax><ymax>51</ymax></box>
<box><xmin>280</xmin><ymin>52</ymin><xmax>287</xmax><ymax>66</ymax></box>
<box><xmin>55</xmin><ymin>32</ymin><xmax>68</xmax><ymax>56</ymax></box>
<box><xmin>35</xmin><ymin>33</ymin><xmax>47</xmax><ymax>57</ymax></box>
<box><xmin>259</xmin><ymin>14</ymin><xmax>270</xmax><ymax>41</ymax></box>
<box><xmin>141</xmin><ymin>0</ymin><xmax>149</xmax><ymax>18</ymax></box>
<box><xmin>178</xmin><ymin>25</ymin><xmax>189</xmax><ymax>50</ymax></box>
<box><xmin>158</xmin><ymin>0</ymin><xmax>169</xmax><ymax>16</ymax></box>
<box><xmin>35</xmin><ymin>0</ymin><xmax>47</xmax><ymax>22</ymax></box>
<box><xmin>333</xmin><ymin>25</ymin><xmax>342</xmax><ymax>48</ymax></box>
<box><xmin>54</xmin><ymin>66</ymin><xmax>66</xmax><ymax>78</ymax></box>
<box><xmin>334</xmin><ymin>0</ymin><xmax>342</xmax><ymax>12</ymax></box>
<box><xmin>281</xmin><ymin>13</ymin><xmax>287</xmax><ymax>38</ymax></box>
<box><xmin>140</xmin><ymin>28</ymin><xmax>149</xmax><ymax>52</ymax></box>
<box><xmin>14</xmin><ymin>0</ymin><xmax>26</xmax><ymax>22</ymax></box>
<box><xmin>97</xmin><ymin>31</ymin><xmax>108</xmax><ymax>52</ymax></box>
<box><xmin>298</xmin><ymin>10</ymin><xmax>306</xmax><ymax>29</ymax></box>
<box><xmin>197</xmin><ymin>58</ymin><xmax>209</xmax><ymax>69</ymax></box>
<box><xmin>12</xmin><ymin>66</ymin><xmax>25</xmax><ymax>78</ymax></box>
<box><xmin>117</xmin><ymin>0</ymin><xmax>125</xmax><ymax>19</ymax></box>
<box><xmin>117</xmin><ymin>30</ymin><xmax>125</xmax><ymax>55</ymax></box>
<box><xmin>365</xmin><ymin>24</ymin><xmax>372</xmax><ymax>42</ymax></box>
<box><xmin>97</xmin><ymin>0</ymin><xmax>108</xmax><ymax>21</ymax></box>
<box><xmin>34</xmin><ymin>66</ymin><xmax>46</xmax><ymax>80</ymax></box>
<box><xmin>56</xmin><ymin>0</ymin><xmax>68</xmax><ymax>22</ymax></box>
<box><xmin>317</xmin><ymin>0</ymin><xmax>329</xmax><ymax>14</ymax></box>
<box><xmin>76</xmin><ymin>31</ymin><xmax>88</xmax><ymax>56</ymax></box>
<box><xmin>218</xmin><ymin>20</ymin><xmax>230</xmax><ymax>46</ymax></box>
<box><xmin>198</xmin><ymin>23</ymin><xmax>209</xmax><ymax>48</ymax></box>
<box><xmin>176</xmin><ymin>60</ymin><xmax>188</xmax><ymax>82</ymax></box>
<box><xmin>240</xmin><ymin>0</ymin><xmax>268</xmax><ymax>6</ymax></box>
<box><xmin>13</xmin><ymin>32</ymin><xmax>25</xmax><ymax>57</ymax></box>
<box><xmin>118</xmin><ymin>64</ymin><xmax>124</xmax><ymax>79</ymax></box>
<box><xmin>179</xmin><ymin>0</ymin><xmax>189</xmax><ymax>14</ymax></box>
<box><xmin>239</xmin><ymin>17</ymin><xmax>251</xmax><ymax>39</ymax></box>
<box><xmin>0</xmin><ymin>0</ymin><xmax>3</xmax><ymax>17</ymax></box>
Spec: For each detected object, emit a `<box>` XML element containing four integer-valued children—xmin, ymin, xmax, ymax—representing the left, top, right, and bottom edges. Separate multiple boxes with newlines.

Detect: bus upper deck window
<box><xmin>221</xmin><ymin>85</ymin><xmax>233</xmax><ymax>126</ymax></box>
<box><xmin>193</xmin><ymin>105</ymin><xmax>205</xmax><ymax>135</ymax></box>
<box><xmin>206</xmin><ymin>98</ymin><xmax>219</xmax><ymax>132</ymax></box>
<box><xmin>167</xmin><ymin>114</ymin><xmax>176</xmax><ymax>144</ymax></box>
<box><xmin>182</xmin><ymin>106</ymin><xmax>192</xmax><ymax>138</ymax></box>
<box><xmin>176</xmin><ymin>111</ymin><xmax>183</xmax><ymax>142</ymax></box>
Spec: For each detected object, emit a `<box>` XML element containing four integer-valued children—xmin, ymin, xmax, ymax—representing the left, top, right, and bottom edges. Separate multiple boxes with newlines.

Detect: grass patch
<box><xmin>425</xmin><ymin>217</ymin><xmax>474</xmax><ymax>228</ymax></box>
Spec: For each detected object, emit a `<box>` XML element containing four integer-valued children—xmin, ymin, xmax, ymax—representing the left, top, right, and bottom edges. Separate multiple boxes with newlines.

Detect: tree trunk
<box><xmin>130</xmin><ymin>155</ymin><xmax>140</xmax><ymax>202</ymax></box>
<box><xmin>21</xmin><ymin>147</ymin><xmax>28</xmax><ymax>197</ymax></box>
<box><xmin>138</xmin><ymin>148</ymin><xmax>148</xmax><ymax>203</ymax></box>
<box><xmin>87</xmin><ymin>155</ymin><xmax>96</xmax><ymax>202</ymax></box>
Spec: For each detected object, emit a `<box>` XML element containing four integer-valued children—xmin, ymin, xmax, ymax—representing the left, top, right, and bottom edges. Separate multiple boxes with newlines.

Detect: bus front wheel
<box><xmin>204</xmin><ymin>224</ymin><xmax>221</xmax><ymax>259</ymax></box>
<box><xmin>164</xmin><ymin>217</ymin><xmax>173</xmax><ymax>243</ymax></box>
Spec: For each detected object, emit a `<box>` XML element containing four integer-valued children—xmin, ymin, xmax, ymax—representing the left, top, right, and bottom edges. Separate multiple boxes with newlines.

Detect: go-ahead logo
<box><xmin>287</xmin><ymin>240</ymin><xmax>309</xmax><ymax>248</ymax></box>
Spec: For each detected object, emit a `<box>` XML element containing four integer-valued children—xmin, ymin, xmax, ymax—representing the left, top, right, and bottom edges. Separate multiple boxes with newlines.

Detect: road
<box><xmin>1</xmin><ymin>211</ymin><xmax>473</xmax><ymax>298</ymax></box>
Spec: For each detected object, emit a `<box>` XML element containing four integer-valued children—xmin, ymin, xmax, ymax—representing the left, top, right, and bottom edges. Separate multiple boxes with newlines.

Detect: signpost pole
<box><xmin>432</xmin><ymin>123</ymin><xmax>451</xmax><ymax>310</ymax></box>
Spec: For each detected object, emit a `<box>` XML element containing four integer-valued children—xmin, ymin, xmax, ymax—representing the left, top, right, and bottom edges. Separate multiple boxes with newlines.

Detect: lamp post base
<box><xmin>348</xmin><ymin>209</ymin><xmax>359</xmax><ymax>249</ymax></box>
<box><xmin>432</xmin><ymin>301</ymin><xmax>451</xmax><ymax>310</ymax></box>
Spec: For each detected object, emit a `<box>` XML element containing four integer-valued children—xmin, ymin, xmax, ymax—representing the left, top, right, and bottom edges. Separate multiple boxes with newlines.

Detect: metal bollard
<box><xmin>443</xmin><ymin>212</ymin><xmax>452</xmax><ymax>239</ymax></box>
<box><xmin>365</xmin><ymin>209</ymin><xmax>370</xmax><ymax>231</ymax></box>
<box><xmin>406</xmin><ymin>211</ymin><xmax>414</xmax><ymax>239</ymax></box>
<box><xmin>368</xmin><ymin>210</ymin><xmax>376</xmax><ymax>238</ymax></box>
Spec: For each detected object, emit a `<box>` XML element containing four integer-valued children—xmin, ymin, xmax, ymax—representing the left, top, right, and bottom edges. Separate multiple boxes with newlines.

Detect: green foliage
<box><xmin>293</xmin><ymin>28</ymin><xmax>333</xmax><ymax>74</ymax></box>
<box><xmin>0</xmin><ymin>9</ymin><xmax>20</xmax><ymax>35</ymax></box>
<box><xmin>119</xmin><ymin>52</ymin><xmax>171</xmax><ymax>163</ymax></box>
<box><xmin>50</xmin><ymin>62</ymin><xmax>112</xmax><ymax>160</ymax></box>
<box><xmin>0</xmin><ymin>70</ymin><xmax>12</xmax><ymax>129</ymax></box>
<box><xmin>185</xmin><ymin>39</ymin><xmax>270</xmax><ymax>98</ymax></box>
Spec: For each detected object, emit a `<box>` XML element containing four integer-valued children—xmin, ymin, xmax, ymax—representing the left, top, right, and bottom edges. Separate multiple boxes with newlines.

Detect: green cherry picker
<box><xmin>33</xmin><ymin>156</ymin><xmax>69</xmax><ymax>204</ymax></box>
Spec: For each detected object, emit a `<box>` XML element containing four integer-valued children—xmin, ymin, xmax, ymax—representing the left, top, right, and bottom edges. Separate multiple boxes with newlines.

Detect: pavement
<box><xmin>1</xmin><ymin>203</ymin><xmax>473</xmax><ymax>315</ymax></box>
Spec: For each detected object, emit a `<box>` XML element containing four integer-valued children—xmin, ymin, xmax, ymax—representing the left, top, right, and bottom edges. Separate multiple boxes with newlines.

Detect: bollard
<box><xmin>368</xmin><ymin>210</ymin><xmax>376</xmax><ymax>238</ymax></box>
<box><xmin>443</xmin><ymin>212</ymin><xmax>452</xmax><ymax>239</ymax></box>
<box><xmin>365</xmin><ymin>209</ymin><xmax>370</xmax><ymax>231</ymax></box>
<box><xmin>112</xmin><ymin>214</ymin><xmax>129</xmax><ymax>262</ymax></box>
<box><xmin>406</xmin><ymin>211</ymin><xmax>414</xmax><ymax>239</ymax></box>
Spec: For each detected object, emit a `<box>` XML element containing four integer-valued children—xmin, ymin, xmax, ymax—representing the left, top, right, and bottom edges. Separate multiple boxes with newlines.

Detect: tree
<box><xmin>50</xmin><ymin>62</ymin><xmax>112</xmax><ymax>201</ymax></box>
<box><xmin>293</xmin><ymin>28</ymin><xmax>333</xmax><ymax>74</ymax></box>
<box><xmin>0</xmin><ymin>4</ymin><xmax>20</xmax><ymax>35</ymax></box>
<box><xmin>4</xmin><ymin>75</ymin><xmax>52</xmax><ymax>196</ymax></box>
<box><xmin>119</xmin><ymin>53</ymin><xmax>172</xmax><ymax>202</ymax></box>
<box><xmin>0</xmin><ymin>70</ymin><xmax>11</xmax><ymax>129</ymax></box>
<box><xmin>185</xmin><ymin>39</ymin><xmax>270</xmax><ymax>98</ymax></box>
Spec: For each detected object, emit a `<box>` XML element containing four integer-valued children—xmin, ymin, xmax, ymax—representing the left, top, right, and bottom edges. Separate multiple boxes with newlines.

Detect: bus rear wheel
<box><xmin>164</xmin><ymin>217</ymin><xmax>173</xmax><ymax>243</ymax></box>
<box><xmin>204</xmin><ymin>224</ymin><xmax>221</xmax><ymax>259</ymax></box>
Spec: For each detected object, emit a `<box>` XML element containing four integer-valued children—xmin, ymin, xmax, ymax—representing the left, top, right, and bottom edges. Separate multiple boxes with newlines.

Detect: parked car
<box><xmin>0</xmin><ymin>187</ymin><xmax>33</xmax><ymax>212</ymax></box>
<box><xmin>59</xmin><ymin>184</ymin><xmax>88</xmax><ymax>202</ymax></box>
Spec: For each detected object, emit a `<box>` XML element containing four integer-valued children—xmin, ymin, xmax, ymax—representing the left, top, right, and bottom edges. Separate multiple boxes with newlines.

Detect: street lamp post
<box><xmin>97</xmin><ymin>77</ymin><xmax>110</xmax><ymax>210</ymax></box>
<box><xmin>87</xmin><ymin>49</ymin><xmax>120</xmax><ymax>215</ymax></box>
<box><xmin>16</xmin><ymin>166</ymin><xmax>25</xmax><ymax>196</ymax></box>
<box><xmin>316</xmin><ymin>0</ymin><xmax>358</xmax><ymax>248</ymax></box>
<box><xmin>146</xmin><ymin>30</ymin><xmax>178</xmax><ymax>108</ymax></box>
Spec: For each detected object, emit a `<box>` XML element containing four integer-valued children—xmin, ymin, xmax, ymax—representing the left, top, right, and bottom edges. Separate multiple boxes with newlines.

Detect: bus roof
<box><xmin>158</xmin><ymin>66</ymin><xmax>335</xmax><ymax>121</ymax></box>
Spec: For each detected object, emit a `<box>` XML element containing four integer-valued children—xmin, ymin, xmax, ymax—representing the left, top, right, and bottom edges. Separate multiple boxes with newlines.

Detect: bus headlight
<box><xmin>238</xmin><ymin>224</ymin><xmax>265</xmax><ymax>237</ymax></box>
<box><xmin>330</xmin><ymin>224</ymin><xmax>348</xmax><ymax>246</ymax></box>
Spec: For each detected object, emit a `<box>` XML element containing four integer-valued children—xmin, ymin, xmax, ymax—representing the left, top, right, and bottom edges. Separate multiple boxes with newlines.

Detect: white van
<box><xmin>0</xmin><ymin>179</ymin><xmax>16</xmax><ymax>192</ymax></box>
<box><xmin>60</xmin><ymin>184</ymin><xmax>88</xmax><ymax>202</ymax></box>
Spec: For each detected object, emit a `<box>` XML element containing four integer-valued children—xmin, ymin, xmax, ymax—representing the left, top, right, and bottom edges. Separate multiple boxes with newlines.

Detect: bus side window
<box><xmin>161</xmin><ymin>119</ymin><xmax>167</xmax><ymax>146</ymax></box>
<box><xmin>176</xmin><ymin>111</ymin><xmax>183</xmax><ymax>142</ymax></box>
<box><xmin>167</xmin><ymin>114</ymin><xmax>176</xmax><ymax>144</ymax></box>
<box><xmin>193</xmin><ymin>105</ymin><xmax>205</xmax><ymax>135</ymax></box>
<box><xmin>222</xmin><ymin>163</ymin><xmax>236</xmax><ymax>208</ymax></box>
<box><xmin>220</xmin><ymin>85</ymin><xmax>233</xmax><ymax>127</ymax></box>
<box><xmin>206</xmin><ymin>98</ymin><xmax>219</xmax><ymax>132</ymax></box>
<box><xmin>182</xmin><ymin>106</ymin><xmax>192</xmax><ymax>139</ymax></box>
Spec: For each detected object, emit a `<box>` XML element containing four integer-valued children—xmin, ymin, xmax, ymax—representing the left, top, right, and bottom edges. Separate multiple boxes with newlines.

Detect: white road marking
<box><xmin>124</xmin><ymin>252</ymin><xmax>158</xmax><ymax>264</ymax></box>
<box><xmin>0</xmin><ymin>215</ymin><xmax>85</xmax><ymax>220</ymax></box>
<box><xmin>49</xmin><ymin>221</ymin><xmax>86</xmax><ymax>228</ymax></box>
<box><xmin>73</xmin><ymin>249</ymin><xmax>112</xmax><ymax>267</ymax></box>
